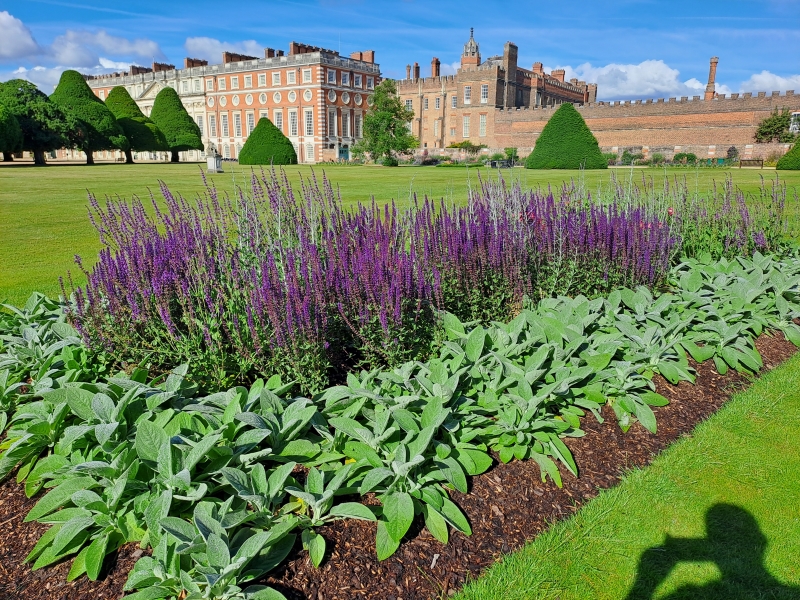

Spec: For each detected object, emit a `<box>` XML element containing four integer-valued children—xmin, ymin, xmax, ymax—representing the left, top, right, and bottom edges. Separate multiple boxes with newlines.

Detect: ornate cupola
<box><xmin>461</xmin><ymin>27</ymin><xmax>481</xmax><ymax>69</ymax></box>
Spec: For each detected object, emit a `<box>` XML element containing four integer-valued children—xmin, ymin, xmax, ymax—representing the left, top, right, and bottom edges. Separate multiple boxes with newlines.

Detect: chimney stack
<box><xmin>431</xmin><ymin>57</ymin><xmax>441</xmax><ymax>77</ymax></box>
<box><xmin>705</xmin><ymin>56</ymin><xmax>719</xmax><ymax>101</ymax></box>
<box><xmin>413</xmin><ymin>62</ymin><xmax>420</xmax><ymax>79</ymax></box>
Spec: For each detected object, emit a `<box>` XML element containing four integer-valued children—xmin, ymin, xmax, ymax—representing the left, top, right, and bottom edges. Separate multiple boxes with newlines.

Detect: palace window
<box><xmin>463</xmin><ymin>115</ymin><xmax>470</xmax><ymax>137</ymax></box>
<box><xmin>274</xmin><ymin>110</ymin><xmax>283</xmax><ymax>132</ymax></box>
<box><xmin>434</xmin><ymin>120</ymin><xmax>439</xmax><ymax>136</ymax></box>
<box><xmin>244</xmin><ymin>75</ymin><xmax>252</xmax><ymax>89</ymax></box>
<box><xmin>405</xmin><ymin>99</ymin><xmax>413</xmax><ymax>109</ymax></box>
<box><xmin>99</xmin><ymin>90</ymin><xmax>105</xmax><ymax>99</ymax></box>
<box><xmin>342</xmin><ymin>112</ymin><xmax>349</xmax><ymax>137</ymax></box>
<box><xmin>355</xmin><ymin>114</ymin><xmax>362</xmax><ymax>138</ymax></box>
<box><xmin>196</xmin><ymin>115</ymin><xmax>204</xmax><ymax>136</ymax></box>
<box><xmin>423</xmin><ymin>98</ymin><xmax>428</xmax><ymax>110</ymax></box>
<box><xmin>481</xmin><ymin>84</ymin><xmax>489</xmax><ymax>103</ymax></box>
<box><xmin>247</xmin><ymin>113</ymin><xmax>255</xmax><ymax>135</ymax></box>
<box><xmin>328</xmin><ymin>69</ymin><xmax>337</xmax><ymax>84</ymax></box>
<box><xmin>221</xmin><ymin>114</ymin><xmax>229</xmax><ymax>137</ymax></box>
<box><xmin>451</xmin><ymin>95</ymin><xmax>457</xmax><ymax>108</ymax></box>
<box><xmin>367</xmin><ymin>76</ymin><xmax>374</xmax><ymax>89</ymax></box>
<box><xmin>305</xmin><ymin>109</ymin><xmax>314</xmax><ymax>136</ymax></box>
<box><xmin>287</xmin><ymin>70</ymin><xmax>296</xmax><ymax>84</ymax></box>
<box><xmin>342</xmin><ymin>72</ymin><xmax>350</xmax><ymax>86</ymax></box>
<box><xmin>463</xmin><ymin>86</ymin><xmax>471</xmax><ymax>104</ymax></box>
<box><xmin>259</xmin><ymin>110</ymin><xmax>268</xmax><ymax>121</ymax></box>
<box><xmin>289</xmin><ymin>110</ymin><xmax>298</xmax><ymax>136</ymax></box>
<box><xmin>435</xmin><ymin>97</ymin><xmax>440</xmax><ymax>110</ymax></box>
<box><xmin>233</xmin><ymin>113</ymin><xmax>242</xmax><ymax>137</ymax></box>
<box><xmin>223</xmin><ymin>144</ymin><xmax>230</xmax><ymax>158</ymax></box>
<box><xmin>328</xmin><ymin>109</ymin><xmax>337</xmax><ymax>136</ymax></box>
<box><xmin>209</xmin><ymin>114</ymin><xmax>217</xmax><ymax>137</ymax></box>
<box><xmin>305</xmin><ymin>143</ymin><xmax>314</xmax><ymax>162</ymax></box>
<box><xmin>206</xmin><ymin>79</ymin><xmax>214</xmax><ymax>91</ymax></box>
<box><xmin>302</xmin><ymin>69</ymin><xmax>312</xmax><ymax>83</ymax></box>
<box><xmin>219</xmin><ymin>78</ymin><xmax>227</xmax><ymax>90</ymax></box>
<box><xmin>258</xmin><ymin>74</ymin><xmax>266</xmax><ymax>87</ymax></box>
<box><xmin>272</xmin><ymin>72</ymin><xmax>281</xmax><ymax>86</ymax></box>
<box><xmin>181</xmin><ymin>81</ymin><xmax>188</xmax><ymax>93</ymax></box>
<box><xmin>194</xmin><ymin>80</ymin><xmax>201</xmax><ymax>92</ymax></box>
<box><xmin>231</xmin><ymin>77</ymin><xmax>239</xmax><ymax>90</ymax></box>
<box><xmin>479</xmin><ymin>114</ymin><xmax>486</xmax><ymax>137</ymax></box>
<box><xmin>354</xmin><ymin>74</ymin><xmax>362</xmax><ymax>87</ymax></box>
<box><xmin>450</xmin><ymin>127</ymin><xmax>456</xmax><ymax>136</ymax></box>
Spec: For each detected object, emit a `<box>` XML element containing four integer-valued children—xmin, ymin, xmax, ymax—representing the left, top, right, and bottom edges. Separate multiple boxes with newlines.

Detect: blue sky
<box><xmin>1</xmin><ymin>0</ymin><xmax>798</xmax><ymax>100</ymax></box>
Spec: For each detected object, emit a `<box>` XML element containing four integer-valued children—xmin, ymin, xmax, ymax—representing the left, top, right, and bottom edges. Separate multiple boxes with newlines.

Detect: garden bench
<box><xmin>739</xmin><ymin>159</ymin><xmax>764</xmax><ymax>168</ymax></box>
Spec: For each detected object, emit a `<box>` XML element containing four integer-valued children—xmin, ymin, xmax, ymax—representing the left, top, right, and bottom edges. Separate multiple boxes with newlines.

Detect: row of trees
<box><xmin>0</xmin><ymin>70</ymin><xmax>202</xmax><ymax>165</ymax></box>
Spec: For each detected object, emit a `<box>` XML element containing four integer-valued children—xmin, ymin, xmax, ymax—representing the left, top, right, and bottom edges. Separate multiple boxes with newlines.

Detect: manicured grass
<box><xmin>454</xmin><ymin>353</ymin><xmax>800</xmax><ymax>600</ymax></box>
<box><xmin>1</xmin><ymin>161</ymin><xmax>799</xmax><ymax>306</ymax></box>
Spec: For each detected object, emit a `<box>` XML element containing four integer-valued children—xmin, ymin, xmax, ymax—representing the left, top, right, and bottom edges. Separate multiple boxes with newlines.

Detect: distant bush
<box><xmin>525</xmin><ymin>103</ymin><xmax>606</xmax><ymax>169</ymax></box>
<box><xmin>238</xmin><ymin>118</ymin><xmax>297</xmax><ymax>165</ymax></box>
<box><xmin>726</xmin><ymin>146</ymin><xmax>739</xmax><ymax>162</ymax></box>
<box><xmin>651</xmin><ymin>153</ymin><xmax>665</xmax><ymax>164</ymax></box>
<box><xmin>776</xmin><ymin>142</ymin><xmax>800</xmax><ymax>170</ymax></box>
<box><xmin>504</xmin><ymin>147</ymin><xmax>519</xmax><ymax>162</ymax></box>
<box><xmin>489</xmin><ymin>152</ymin><xmax>505</xmax><ymax>161</ymax></box>
<box><xmin>382</xmin><ymin>156</ymin><xmax>399</xmax><ymax>166</ymax></box>
<box><xmin>621</xmin><ymin>149</ymin><xmax>644</xmax><ymax>166</ymax></box>
<box><xmin>602</xmin><ymin>152</ymin><xmax>618</xmax><ymax>165</ymax></box>
<box><xmin>673</xmin><ymin>152</ymin><xmax>698</xmax><ymax>164</ymax></box>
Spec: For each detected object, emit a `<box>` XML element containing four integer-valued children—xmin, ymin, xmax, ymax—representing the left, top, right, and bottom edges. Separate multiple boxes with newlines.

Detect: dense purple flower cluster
<box><xmin>70</xmin><ymin>170</ymin><xmax>681</xmax><ymax>390</ymax></box>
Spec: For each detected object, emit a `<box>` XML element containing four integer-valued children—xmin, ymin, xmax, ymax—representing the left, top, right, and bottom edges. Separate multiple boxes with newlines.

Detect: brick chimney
<box><xmin>413</xmin><ymin>62</ymin><xmax>420</xmax><ymax>79</ymax></box>
<box><xmin>406</xmin><ymin>64</ymin><xmax>411</xmax><ymax>80</ymax></box>
<box><xmin>184</xmin><ymin>57</ymin><xmax>208</xmax><ymax>69</ymax></box>
<box><xmin>431</xmin><ymin>57</ymin><xmax>441</xmax><ymax>77</ymax></box>
<box><xmin>532</xmin><ymin>62</ymin><xmax>544</xmax><ymax>75</ymax></box>
<box><xmin>705</xmin><ymin>56</ymin><xmax>719</xmax><ymax>101</ymax></box>
<box><xmin>551</xmin><ymin>69</ymin><xmax>565</xmax><ymax>82</ymax></box>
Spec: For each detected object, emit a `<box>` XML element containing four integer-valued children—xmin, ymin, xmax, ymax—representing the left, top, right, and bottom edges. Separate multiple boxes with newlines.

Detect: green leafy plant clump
<box><xmin>776</xmin><ymin>142</ymin><xmax>800</xmax><ymax>170</ymax></box>
<box><xmin>238</xmin><ymin>118</ymin><xmax>298</xmax><ymax>166</ymax></box>
<box><xmin>525</xmin><ymin>103</ymin><xmax>607</xmax><ymax>170</ymax></box>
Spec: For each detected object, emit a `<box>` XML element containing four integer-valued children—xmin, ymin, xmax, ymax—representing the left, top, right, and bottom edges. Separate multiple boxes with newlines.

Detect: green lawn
<box><xmin>1</xmin><ymin>161</ymin><xmax>799</xmax><ymax>306</ymax></box>
<box><xmin>454</xmin><ymin>353</ymin><xmax>800</xmax><ymax>600</ymax></box>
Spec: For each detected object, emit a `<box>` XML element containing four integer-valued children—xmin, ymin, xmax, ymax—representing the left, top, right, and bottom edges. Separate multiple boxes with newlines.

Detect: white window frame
<box><xmin>223</xmin><ymin>144</ymin><xmax>230</xmax><ymax>158</ymax></box>
<box><xmin>194</xmin><ymin>79</ymin><xmax>201</xmax><ymax>93</ymax></box>
<box><xmin>366</xmin><ymin>76</ymin><xmax>374</xmax><ymax>89</ymax></box>
<box><xmin>209</xmin><ymin>114</ymin><xmax>217</xmax><ymax>137</ymax></box>
<box><xmin>274</xmin><ymin>110</ymin><xmax>283</xmax><ymax>132</ymax></box>
<box><xmin>258</xmin><ymin>73</ymin><xmax>266</xmax><ymax>87</ymax></box>
<box><xmin>342</xmin><ymin>112</ymin><xmax>349</xmax><ymax>137</ymax></box>
<box><xmin>287</xmin><ymin>70</ymin><xmax>296</xmax><ymax>84</ymax></box>
<box><xmin>272</xmin><ymin>72</ymin><xmax>281</xmax><ymax>86</ymax></box>
<box><xmin>435</xmin><ymin>97</ymin><xmax>440</xmax><ymax>110</ymax></box>
<box><xmin>231</xmin><ymin>76</ymin><xmax>239</xmax><ymax>90</ymax></box>
<box><xmin>233</xmin><ymin>112</ymin><xmax>242</xmax><ymax>137</ymax></box>
<box><xmin>244</xmin><ymin>75</ymin><xmax>252</xmax><ymax>89</ymax></box>
<box><xmin>464</xmin><ymin>86</ymin><xmax>471</xmax><ymax>104</ymax></box>
<box><xmin>206</xmin><ymin>79</ymin><xmax>214</xmax><ymax>91</ymax></box>
<box><xmin>451</xmin><ymin>95</ymin><xmax>457</xmax><ymax>108</ymax></box>
<box><xmin>306</xmin><ymin>142</ymin><xmax>314</xmax><ymax>162</ymax></box>
<box><xmin>463</xmin><ymin>115</ymin><xmax>470</xmax><ymax>137</ymax></box>
<box><xmin>304</xmin><ymin>109</ymin><xmax>314</xmax><ymax>136</ymax></box>
<box><xmin>99</xmin><ymin>90</ymin><xmax>105</xmax><ymax>99</ymax></box>
<box><xmin>302</xmin><ymin>69</ymin><xmax>312</xmax><ymax>83</ymax></box>
<box><xmin>221</xmin><ymin>113</ymin><xmax>229</xmax><ymax>137</ymax></box>
<box><xmin>354</xmin><ymin>74</ymin><xmax>362</xmax><ymax>87</ymax></box>
<box><xmin>181</xmin><ymin>81</ymin><xmax>189</xmax><ymax>93</ymax></box>
<box><xmin>481</xmin><ymin>84</ymin><xmax>489</xmax><ymax>104</ymax></box>
<box><xmin>342</xmin><ymin>72</ymin><xmax>350</xmax><ymax>86</ymax></box>
<box><xmin>327</xmin><ymin>69</ymin><xmax>337</xmax><ymax>84</ymax></box>
<box><xmin>246</xmin><ymin>112</ymin><xmax>255</xmax><ymax>135</ymax></box>
<box><xmin>219</xmin><ymin>78</ymin><xmax>227</xmax><ymax>91</ymax></box>
<box><xmin>196</xmin><ymin>115</ymin><xmax>204</xmax><ymax>136</ymax></box>
<box><xmin>259</xmin><ymin>110</ymin><xmax>268</xmax><ymax>121</ymax></box>
<box><xmin>423</xmin><ymin>98</ymin><xmax>428</xmax><ymax>110</ymax></box>
<box><xmin>355</xmin><ymin>114</ymin><xmax>362</xmax><ymax>138</ymax></box>
<box><xmin>434</xmin><ymin>120</ymin><xmax>439</xmax><ymax>136</ymax></box>
<box><xmin>405</xmin><ymin>99</ymin><xmax>413</xmax><ymax>109</ymax></box>
<box><xmin>328</xmin><ymin>109</ymin><xmax>337</xmax><ymax>136</ymax></box>
<box><xmin>288</xmin><ymin>110</ymin><xmax>298</xmax><ymax>137</ymax></box>
<box><xmin>479</xmin><ymin>114</ymin><xmax>486</xmax><ymax>137</ymax></box>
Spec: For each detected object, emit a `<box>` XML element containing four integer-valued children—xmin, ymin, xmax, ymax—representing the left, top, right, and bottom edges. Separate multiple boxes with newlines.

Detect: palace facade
<box><xmin>84</xmin><ymin>42</ymin><xmax>380</xmax><ymax>163</ymax></box>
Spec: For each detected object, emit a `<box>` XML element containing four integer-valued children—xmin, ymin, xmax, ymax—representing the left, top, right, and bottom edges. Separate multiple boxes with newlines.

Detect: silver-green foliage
<box><xmin>1</xmin><ymin>250</ymin><xmax>800</xmax><ymax>599</ymax></box>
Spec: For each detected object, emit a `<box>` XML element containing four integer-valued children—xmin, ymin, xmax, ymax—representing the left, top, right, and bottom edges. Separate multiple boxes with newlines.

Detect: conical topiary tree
<box><xmin>238</xmin><ymin>117</ymin><xmax>298</xmax><ymax>165</ymax></box>
<box><xmin>149</xmin><ymin>86</ymin><xmax>202</xmax><ymax>163</ymax></box>
<box><xmin>776</xmin><ymin>141</ymin><xmax>800</xmax><ymax>170</ymax></box>
<box><xmin>50</xmin><ymin>70</ymin><xmax>128</xmax><ymax>165</ymax></box>
<box><xmin>525</xmin><ymin>103</ymin><xmax>606</xmax><ymax>170</ymax></box>
<box><xmin>0</xmin><ymin>104</ymin><xmax>24</xmax><ymax>161</ymax></box>
<box><xmin>105</xmin><ymin>86</ymin><xmax>167</xmax><ymax>164</ymax></box>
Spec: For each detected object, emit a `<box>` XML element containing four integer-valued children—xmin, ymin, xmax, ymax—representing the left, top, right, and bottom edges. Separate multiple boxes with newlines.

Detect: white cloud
<box><xmin>739</xmin><ymin>70</ymin><xmax>800</xmax><ymax>93</ymax></box>
<box><xmin>0</xmin><ymin>11</ymin><xmax>40</xmax><ymax>59</ymax></box>
<box><xmin>544</xmin><ymin>60</ymin><xmax>733</xmax><ymax>101</ymax></box>
<box><xmin>185</xmin><ymin>37</ymin><xmax>263</xmax><ymax>62</ymax></box>
<box><xmin>50</xmin><ymin>30</ymin><xmax>164</xmax><ymax>68</ymax></box>
<box><xmin>98</xmin><ymin>57</ymin><xmax>137</xmax><ymax>70</ymax></box>
<box><xmin>439</xmin><ymin>61</ymin><xmax>461</xmax><ymax>76</ymax></box>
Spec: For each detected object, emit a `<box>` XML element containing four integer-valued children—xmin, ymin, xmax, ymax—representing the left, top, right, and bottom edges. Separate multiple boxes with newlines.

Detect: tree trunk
<box><xmin>86</xmin><ymin>150</ymin><xmax>94</xmax><ymax>165</ymax></box>
<box><xmin>33</xmin><ymin>150</ymin><xmax>47</xmax><ymax>166</ymax></box>
<box><xmin>2</xmin><ymin>152</ymin><xmax>13</xmax><ymax>162</ymax></box>
<box><xmin>125</xmin><ymin>148</ymin><xmax>134</xmax><ymax>164</ymax></box>
<box><xmin>170</xmin><ymin>149</ymin><xmax>180</xmax><ymax>163</ymax></box>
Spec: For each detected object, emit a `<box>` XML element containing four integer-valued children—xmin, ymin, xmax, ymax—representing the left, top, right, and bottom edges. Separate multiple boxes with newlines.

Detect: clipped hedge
<box><xmin>149</xmin><ymin>86</ymin><xmax>203</xmax><ymax>162</ymax></box>
<box><xmin>777</xmin><ymin>142</ymin><xmax>800</xmax><ymax>170</ymax></box>
<box><xmin>238</xmin><ymin>117</ymin><xmax>297</xmax><ymax>165</ymax></box>
<box><xmin>105</xmin><ymin>86</ymin><xmax>167</xmax><ymax>163</ymax></box>
<box><xmin>525</xmin><ymin>103</ymin><xmax>606</xmax><ymax>170</ymax></box>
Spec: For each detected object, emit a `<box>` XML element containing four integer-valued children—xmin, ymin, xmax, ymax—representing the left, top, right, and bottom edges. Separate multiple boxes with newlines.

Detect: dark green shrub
<box><xmin>382</xmin><ymin>156</ymin><xmax>399</xmax><ymax>167</ymax></box>
<box><xmin>621</xmin><ymin>149</ymin><xmax>644</xmax><ymax>166</ymax></box>
<box><xmin>726</xmin><ymin>146</ymin><xmax>739</xmax><ymax>162</ymax></box>
<box><xmin>776</xmin><ymin>142</ymin><xmax>800</xmax><ymax>170</ymax></box>
<box><xmin>504</xmin><ymin>147</ymin><xmax>519</xmax><ymax>162</ymax></box>
<box><xmin>651</xmin><ymin>153</ymin><xmax>665</xmax><ymax>164</ymax></box>
<box><xmin>238</xmin><ymin>117</ymin><xmax>297</xmax><ymax>165</ymax></box>
<box><xmin>602</xmin><ymin>152</ymin><xmax>618</xmax><ymax>165</ymax></box>
<box><xmin>0</xmin><ymin>104</ymin><xmax>23</xmax><ymax>159</ymax></box>
<box><xmin>149</xmin><ymin>86</ymin><xmax>203</xmax><ymax>163</ymax></box>
<box><xmin>50</xmin><ymin>70</ymin><xmax>127</xmax><ymax>165</ymax></box>
<box><xmin>489</xmin><ymin>152</ymin><xmax>505</xmax><ymax>161</ymax></box>
<box><xmin>525</xmin><ymin>103</ymin><xmax>606</xmax><ymax>169</ymax></box>
<box><xmin>105</xmin><ymin>87</ymin><xmax>167</xmax><ymax>163</ymax></box>
<box><xmin>673</xmin><ymin>152</ymin><xmax>698</xmax><ymax>164</ymax></box>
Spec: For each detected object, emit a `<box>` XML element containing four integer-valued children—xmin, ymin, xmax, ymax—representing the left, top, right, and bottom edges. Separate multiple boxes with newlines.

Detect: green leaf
<box><xmin>51</xmin><ymin>516</ymin><xmax>94</xmax><ymax>555</ymax></box>
<box><xmin>67</xmin><ymin>545</ymin><xmax>88</xmax><ymax>582</ymax></box>
<box><xmin>358</xmin><ymin>467</ymin><xmax>394</xmax><ymax>494</ymax></box>
<box><xmin>328</xmin><ymin>502</ymin><xmax>376</xmax><ymax>521</ymax></box>
<box><xmin>121</xmin><ymin>587</ymin><xmax>173</xmax><ymax>600</ymax></box>
<box><xmin>248</xmin><ymin>587</ymin><xmax>289</xmax><ymax>600</ymax></box>
<box><xmin>464</xmin><ymin>326</ymin><xmax>486</xmax><ymax>362</ymax></box>
<box><xmin>436</xmin><ymin>457</ymin><xmax>468</xmax><ymax>493</ymax></box>
<box><xmin>640</xmin><ymin>391</ymin><xmax>669</xmax><ymax>407</ymax></box>
<box><xmin>382</xmin><ymin>491</ymin><xmax>415</xmax><ymax>542</ymax></box>
<box><xmin>455</xmin><ymin>448</ymin><xmax>493</xmax><ymax>476</ymax></box>
<box><xmin>442</xmin><ymin>312</ymin><xmax>466</xmax><ymax>340</ymax></box>
<box><xmin>375</xmin><ymin>520</ymin><xmax>401</xmax><ymax>561</ymax></box>
<box><xmin>302</xmin><ymin>529</ymin><xmax>326</xmax><ymax>567</ymax></box>
<box><xmin>159</xmin><ymin>516</ymin><xmax>197</xmax><ymax>543</ymax></box>
<box><xmin>135</xmin><ymin>420</ymin><xmax>168</xmax><ymax>463</ymax></box>
<box><xmin>207</xmin><ymin>533</ymin><xmax>230</xmax><ymax>569</ymax></box>
<box><xmin>25</xmin><ymin>523</ymin><xmax>62</xmax><ymax>563</ymax></box>
<box><xmin>635</xmin><ymin>402</ymin><xmax>657</xmax><ymax>434</ymax></box>
<box><xmin>439</xmin><ymin>497</ymin><xmax>471</xmax><ymax>535</ymax></box>
<box><xmin>85</xmin><ymin>534</ymin><xmax>109</xmax><ymax>580</ymax></box>
<box><xmin>42</xmin><ymin>387</ymin><xmax>94</xmax><ymax>421</ymax></box>
<box><xmin>25</xmin><ymin>477</ymin><xmax>97</xmax><ymax>522</ymax></box>
<box><xmin>422</xmin><ymin>505</ymin><xmax>448</xmax><ymax>544</ymax></box>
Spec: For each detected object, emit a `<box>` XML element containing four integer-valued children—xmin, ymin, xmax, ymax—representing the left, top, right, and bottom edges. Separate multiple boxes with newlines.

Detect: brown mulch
<box><xmin>0</xmin><ymin>333</ymin><xmax>795</xmax><ymax>600</ymax></box>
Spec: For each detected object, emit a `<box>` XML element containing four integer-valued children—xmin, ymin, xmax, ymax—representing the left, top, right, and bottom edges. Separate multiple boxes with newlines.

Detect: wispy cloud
<box><xmin>184</xmin><ymin>37</ymin><xmax>263</xmax><ymax>62</ymax></box>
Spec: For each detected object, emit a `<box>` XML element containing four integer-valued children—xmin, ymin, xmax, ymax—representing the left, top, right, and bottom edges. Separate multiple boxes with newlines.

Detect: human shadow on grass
<box><xmin>625</xmin><ymin>503</ymin><xmax>800</xmax><ymax>599</ymax></box>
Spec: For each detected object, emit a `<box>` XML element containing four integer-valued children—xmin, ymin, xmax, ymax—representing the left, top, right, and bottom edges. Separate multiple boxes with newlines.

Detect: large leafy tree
<box><xmin>50</xmin><ymin>70</ymin><xmax>128</xmax><ymax>165</ymax></box>
<box><xmin>0</xmin><ymin>104</ymin><xmax>24</xmax><ymax>161</ymax></box>
<box><xmin>0</xmin><ymin>79</ymin><xmax>75</xmax><ymax>165</ymax></box>
<box><xmin>105</xmin><ymin>86</ymin><xmax>167</xmax><ymax>164</ymax></box>
<box><xmin>525</xmin><ymin>103</ymin><xmax>606</xmax><ymax>170</ymax></box>
<box><xmin>755</xmin><ymin>108</ymin><xmax>797</xmax><ymax>143</ymax></box>
<box><xmin>353</xmin><ymin>79</ymin><xmax>417</xmax><ymax>165</ymax></box>
<box><xmin>149</xmin><ymin>86</ymin><xmax>203</xmax><ymax>163</ymax></box>
<box><xmin>238</xmin><ymin>117</ymin><xmax>297</xmax><ymax>165</ymax></box>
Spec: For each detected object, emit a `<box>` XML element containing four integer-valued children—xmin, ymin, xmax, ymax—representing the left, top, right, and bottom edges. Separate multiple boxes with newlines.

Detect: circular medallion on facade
<box><xmin>259</xmin><ymin>93</ymin><xmax>267</xmax><ymax>104</ymax></box>
<box><xmin>232</xmin><ymin>95</ymin><xmax>240</xmax><ymax>106</ymax></box>
<box><xmin>341</xmin><ymin>92</ymin><xmax>350</xmax><ymax>104</ymax></box>
<box><xmin>245</xmin><ymin>94</ymin><xmax>253</xmax><ymax>106</ymax></box>
<box><xmin>354</xmin><ymin>93</ymin><xmax>362</xmax><ymax>106</ymax></box>
<box><xmin>366</xmin><ymin>95</ymin><xmax>374</xmax><ymax>107</ymax></box>
<box><xmin>273</xmin><ymin>92</ymin><xmax>282</xmax><ymax>103</ymax></box>
<box><xmin>327</xmin><ymin>89</ymin><xmax>337</xmax><ymax>103</ymax></box>
<box><xmin>303</xmin><ymin>89</ymin><xmax>313</xmax><ymax>102</ymax></box>
<box><xmin>207</xmin><ymin>96</ymin><xmax>215</xmax><ymax>107</ymax></box>
<box><xmin>219</xmin><ymin>96</ymin><xmax>227</xmax><ymax>107</ymax></box>
<box><xmin>288</xmin><ymin>91</ymin><xmax>297</xmax><ymax>102</ymax></box>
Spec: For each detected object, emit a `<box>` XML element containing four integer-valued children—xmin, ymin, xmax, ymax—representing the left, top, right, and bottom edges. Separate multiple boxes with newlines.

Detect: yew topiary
<box><xmin>776</xmin><ymin>142</ymin><xmax>800</xmax><ymax>170</ymax></box>
<box><xmin>50</xmin><ymin>70</ymin><xmax>128</xmax><ymax>165</ymax></box>
<box><xmin>0</xmin><ymin>104</ymin><xmax>23</xmax><ymax>161</ymax></box>
<box><xmin>238</xmin><ymin>117</ymin><xmax>297</xmax><ymax>165</ymax></box>
<box><xmin>105</xmin><ymin>86</ymin><xmax>167</xmax><ymax>163</ymax></box>
<box><xmin>525</xmin><ymin>103</ymin><xmax>606</xmax><ymax>170</ymax></box>
<box><xmin>149</xmin><ymin>86</ymin><xmax>202</xmax><ymax>163</ymax></box>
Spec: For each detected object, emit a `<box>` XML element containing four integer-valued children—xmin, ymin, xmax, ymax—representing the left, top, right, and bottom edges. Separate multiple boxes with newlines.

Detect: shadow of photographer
<box><xmin>625</xmin><ymin>503</ymin><xmax>800</xmax><ymax>599</ymax></box>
